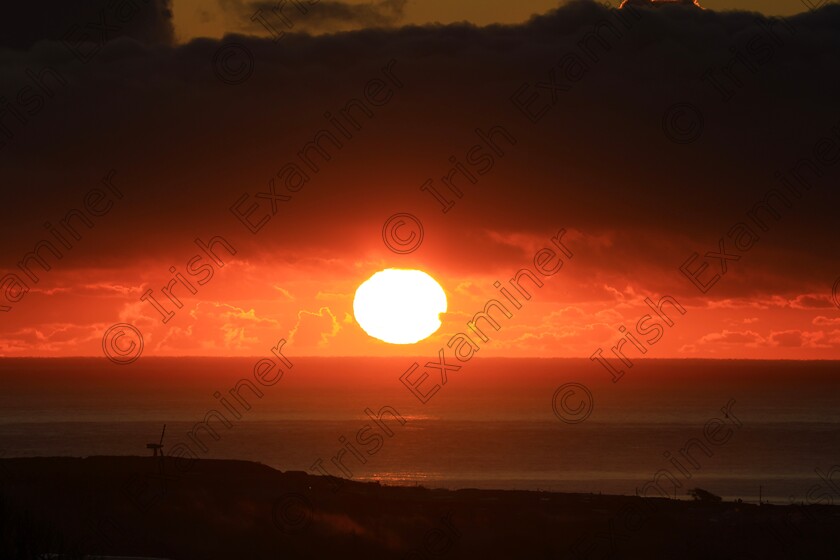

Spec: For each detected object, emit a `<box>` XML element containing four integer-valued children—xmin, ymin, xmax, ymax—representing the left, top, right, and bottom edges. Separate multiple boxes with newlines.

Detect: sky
<box><xmin>170</xmin><ymin>0</ymin><xmax>822</xmax><ymax>41</ymax></box>
<box><xmin>0</xmin><ymin>0</ymin><xmax>839</xmax><ymax>359</ymax></box>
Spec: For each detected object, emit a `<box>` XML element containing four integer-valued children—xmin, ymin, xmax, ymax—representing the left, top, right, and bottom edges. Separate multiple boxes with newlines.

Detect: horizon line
<box><xmin>1</xmin><ymin>355</ymin><xmax>838</xmax><ymax>361</ymax></box>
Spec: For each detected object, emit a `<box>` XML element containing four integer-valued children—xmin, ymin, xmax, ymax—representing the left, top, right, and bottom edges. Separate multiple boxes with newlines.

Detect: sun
<box><xmin>353</xmin><ymin>268</ymin><xmax>447</xmax><ymax>344</ymax></box>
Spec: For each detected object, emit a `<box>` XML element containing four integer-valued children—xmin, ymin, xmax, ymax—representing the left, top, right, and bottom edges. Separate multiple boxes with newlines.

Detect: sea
<box><xmin>1</xmin><ymin>357</ymin><xmax>838</xmax><ymax>504</ymax></box>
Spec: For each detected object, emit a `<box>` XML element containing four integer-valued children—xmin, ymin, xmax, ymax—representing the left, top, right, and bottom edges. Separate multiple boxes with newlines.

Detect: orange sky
<box><xmin>171</xmin><ymin>0</ymin><xmax>816</xmax><ymax>42</ymax></box>
<box><xmin>1</xmin><ymin>1</ymin><xmax>838</xmax><ymax>359</ymax></box>
<box><xmin>2</xmin><ymin>221</ymin><xmax>838</xmax><ymax>358</ymax></box>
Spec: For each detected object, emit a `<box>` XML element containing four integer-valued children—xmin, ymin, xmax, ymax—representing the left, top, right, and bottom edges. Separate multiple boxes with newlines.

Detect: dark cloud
<box><xmin>0</xmin><ymin>0</ymin><xmax>838</xmax><ymax>301</ymax></box>
<box><xmin>620</xmin><ymin>0</ymin><xmax>703</xmax><ymax>8</ymax></box>
<box><xmin>222</xmin><ymin>0</ymin><xmax>408</xmax><ymax>34</ymax></box>
<box><xmin>0</xmin><ymin>0</ymin><xmax>175</xmax><ymax>50</ymax></box>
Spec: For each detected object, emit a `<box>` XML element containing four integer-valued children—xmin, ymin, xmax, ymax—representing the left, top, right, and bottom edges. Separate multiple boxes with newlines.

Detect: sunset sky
<box><xmin>168</xmin><ymin>0</ymin><xmax>814</xmax><ymax>41</ymax></box>
<box><xmin>1</xmin><ymin>0</ymin><xmax>838</xmax><ymax>359</ymax></box>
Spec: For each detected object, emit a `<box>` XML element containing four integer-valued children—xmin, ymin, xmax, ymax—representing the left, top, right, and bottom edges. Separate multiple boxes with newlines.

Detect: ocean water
<box><xmin>1</xmin><ymin>357</ymin><xmax>838</xmax><ymax>504</ymax></box>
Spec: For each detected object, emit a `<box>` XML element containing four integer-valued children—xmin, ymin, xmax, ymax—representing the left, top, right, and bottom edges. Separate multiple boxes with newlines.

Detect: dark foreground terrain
<box><xmin>1</xmin><ymin>457</ymin><xmax>838</xmax><ymax>559</ymax></box>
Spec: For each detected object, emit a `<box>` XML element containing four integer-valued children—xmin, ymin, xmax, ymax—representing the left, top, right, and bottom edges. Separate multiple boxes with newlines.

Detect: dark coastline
<box><xmin>1</xmin><ymin>456</ymin><xmax>838</xmax><ymax>559</ymax></box>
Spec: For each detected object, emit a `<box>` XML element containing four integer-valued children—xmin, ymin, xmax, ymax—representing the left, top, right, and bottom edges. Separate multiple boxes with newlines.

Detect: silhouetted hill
<box><xmin>1</xmin><ymin>456</ymin><xmax>838</xmax><ymax>559</ymax></box>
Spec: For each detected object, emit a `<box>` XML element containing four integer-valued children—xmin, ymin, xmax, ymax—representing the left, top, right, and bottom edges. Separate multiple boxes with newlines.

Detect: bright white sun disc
<box><xmin>353</xmin><ymin>268</ymin><xmax>447</xmax><ymax>344</ymax></box>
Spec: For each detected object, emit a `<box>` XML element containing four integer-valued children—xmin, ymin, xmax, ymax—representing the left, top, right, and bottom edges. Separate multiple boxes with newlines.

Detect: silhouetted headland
<box><xmin>1</xmin><ymin>456</ymin><xmax>838</xmax><ymax>559</ymax></box>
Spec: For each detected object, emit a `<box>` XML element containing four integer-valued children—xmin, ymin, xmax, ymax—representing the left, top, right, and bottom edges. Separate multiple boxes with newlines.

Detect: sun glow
<box><xmin>353</xmin><ymin>269</ymin><xmax>447</xmax><ymax>344</ymax></box>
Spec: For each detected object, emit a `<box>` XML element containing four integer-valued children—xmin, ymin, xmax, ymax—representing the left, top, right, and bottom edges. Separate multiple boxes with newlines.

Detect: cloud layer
<box><xmin>0</xmin><ymin>0</ymin><xmax>175</xmax><ymax>50</ymax></box>
<box><xmin>0</xmin><ymin>1</ymin><xmax>838</xmax><ymax>357</ymax></box>
<box><xmin>222</xmin><ymin>0</ymin><xmax>409</xmax><ymax>34</ymax></box>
